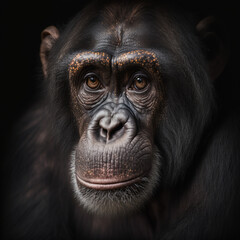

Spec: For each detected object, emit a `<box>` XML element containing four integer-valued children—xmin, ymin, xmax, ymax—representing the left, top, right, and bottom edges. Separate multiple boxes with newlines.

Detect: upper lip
<box><xmin>76</xmin><ymin>174</ymin><xmax>145</xmax><ymax>190</ymax></box>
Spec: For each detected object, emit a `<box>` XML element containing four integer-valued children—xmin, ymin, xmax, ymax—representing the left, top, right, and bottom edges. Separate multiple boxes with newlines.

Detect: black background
<box><xmin>1</xmin><ymin>0</ymin><xmax>239</xmax><ymax>159</ymax></box>
<box><xmin>1</xmin><ymin>0</ymin><xmax>87</xmax><ymax>158</ymax></box>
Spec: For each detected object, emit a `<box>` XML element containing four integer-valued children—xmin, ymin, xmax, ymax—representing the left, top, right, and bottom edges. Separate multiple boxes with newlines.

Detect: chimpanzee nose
<box><xmin>88</xmin><ymin>104</ymin><xmax>137</xmax><ymax>144</ymax></box>
<box><xmin>99</xmin><ymin>112</ymin><xmax>127</xmax><ymax>142</ymax></box>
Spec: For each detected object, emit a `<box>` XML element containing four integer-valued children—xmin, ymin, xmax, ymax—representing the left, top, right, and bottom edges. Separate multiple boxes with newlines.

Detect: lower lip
<box><xmin>76</xmin><ymin>175</ymin><xmax>144</xmax><ymax>190</ymax></box>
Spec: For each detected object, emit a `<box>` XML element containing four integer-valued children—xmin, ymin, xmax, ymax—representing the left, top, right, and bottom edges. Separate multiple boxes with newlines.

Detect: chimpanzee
<box><xmin>3</xmin><ymin>0</ymin><xmax>240</xmax><ymax>239</ymax></box>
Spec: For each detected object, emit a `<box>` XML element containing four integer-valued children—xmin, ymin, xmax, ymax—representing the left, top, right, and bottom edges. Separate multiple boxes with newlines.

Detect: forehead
<box><xmin>58</xmin><ymin>2</ymin><xmax>187</xmax><ymax>66</ymax></box>
<box><xmin>90</xmin><ymin>20</ymin><xmax>158</xmax><ymax>55</ymax></box>
<box><xmin>63</xmin><ymin>3</ymin><xmax>175</xmax><ymax>56</ymax></box>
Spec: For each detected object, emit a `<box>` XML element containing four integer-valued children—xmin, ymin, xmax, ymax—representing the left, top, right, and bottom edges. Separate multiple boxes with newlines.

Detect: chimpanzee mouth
<box><xmin>74</xmin><ymin>175</ymin><xmax>152</xmax><ymax>216</ymax></box>
<box><xmin>70</xmin><ymin>147</ymin><xmax>161</xmax><ymax>216</ymax></box>
<box><xmin>76</xmin><ymin>173</ymin><xmax>147</xmax><ymax>190</ymax></box>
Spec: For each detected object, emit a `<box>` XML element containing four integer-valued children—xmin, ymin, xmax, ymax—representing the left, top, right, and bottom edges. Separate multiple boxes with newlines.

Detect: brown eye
<box><xmin>132</xmin><ymin>75</ymin><xmax>148</xmax><ymax>90</ymax></box>
<box><xmin>85</xmin><ymin>74</ymin><xmax>101</xmax><ymax>89</ymax></box>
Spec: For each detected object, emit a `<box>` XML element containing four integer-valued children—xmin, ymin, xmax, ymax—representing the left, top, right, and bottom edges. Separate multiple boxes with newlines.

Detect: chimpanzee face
<box><xmin>69</xmin><ymin>48</ymin><xmax>164</xmax><ymax>215</ymax></box>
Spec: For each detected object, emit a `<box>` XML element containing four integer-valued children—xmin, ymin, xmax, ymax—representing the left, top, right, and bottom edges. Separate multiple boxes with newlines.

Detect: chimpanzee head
<box><xmin>40</xmin><ymin>0</ymin><xmax>228</xmax><ymax>216</ymax></box>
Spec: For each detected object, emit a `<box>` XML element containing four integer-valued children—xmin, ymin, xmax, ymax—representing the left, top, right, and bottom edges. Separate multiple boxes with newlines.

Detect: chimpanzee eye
<box><xmin>130</xmin><ymin>73</ymin><xmax>149</xmax><ymax>91</ymax></box>
<box><xmin>134</xmin><ymin>76</ymin><xmax>148</xmax><ymax>90</ymax></box>
<box><xmin>85</xmin><ymin>73</ymin><xmax>101</xmax><ymax>89</ymax></box>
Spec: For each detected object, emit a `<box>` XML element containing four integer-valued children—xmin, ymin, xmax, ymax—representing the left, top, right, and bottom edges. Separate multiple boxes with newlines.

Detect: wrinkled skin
<box><xmin>68</xmin><ymin>49</ymin><xmax>164</xmax><ymax>215</ymax></box>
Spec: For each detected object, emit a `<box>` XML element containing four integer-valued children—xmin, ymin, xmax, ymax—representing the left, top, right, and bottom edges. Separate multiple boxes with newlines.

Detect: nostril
<box><xmin>99</xmin><ymin>122</ymin><xmax>125</xmax><ymax>142</ymax></box>
<box><xmin>98</xmin><ymin>112</ymin><xmax>129</xmax><ymax>142</ymax></box>
<box><xmin>108</xmin><ymin>123</ymin><xmax>124</xmax><ymax>140</ymax></box>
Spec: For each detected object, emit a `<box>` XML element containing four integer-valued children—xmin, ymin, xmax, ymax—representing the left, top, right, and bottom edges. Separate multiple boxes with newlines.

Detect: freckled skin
<box><xmin>69</xmin><ymin>51</ymin><xmax>111</xmax><ymax>77</ymax></box>
<box><xmin>115</xmin><ymin>50</ymin><xmax>160</xmax><ymax>72</ymax></box>
<box><xmin>69</xmin><ymin>50</ymin><xmax>160</xmax><ymax>76</ymax></box>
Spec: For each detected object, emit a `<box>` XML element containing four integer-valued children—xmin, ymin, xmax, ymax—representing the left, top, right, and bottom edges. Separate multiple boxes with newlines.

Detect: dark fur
<box><xmin>3</xmin><ymin>0</ymin><xmax>240</xmax><ymax>239</ymax></box>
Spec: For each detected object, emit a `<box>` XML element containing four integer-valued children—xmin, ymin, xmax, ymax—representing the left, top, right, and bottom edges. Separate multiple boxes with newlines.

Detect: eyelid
<box><xmin>84</xmin><ymin>72</ymin><xmax>99</xmax><ymax>79</ymax></box>
<box><xmin>132</xmin><ymin>71</ymin><xmax>148</xmax><ymax>78</ymax></box>
<box><xmin>130</xmin><ymin>71</ymin><xmax>149</xmax><ymax>82</ymax></box>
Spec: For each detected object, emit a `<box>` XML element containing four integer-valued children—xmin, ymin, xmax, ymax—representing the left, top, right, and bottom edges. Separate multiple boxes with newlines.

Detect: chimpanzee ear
<box><xmin>196</xmin><ymin>16</ymin><xmax>229</xmax><ymax>81</ymax></box>
<box><xmin>40</xmin><ymin>26</ymin><xmax>60</xmax><ymax>78</ymax></box>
